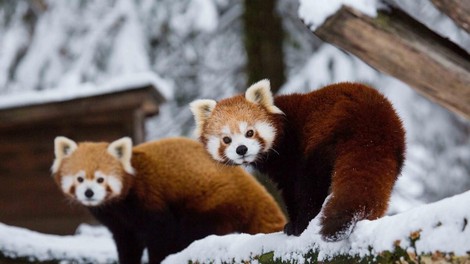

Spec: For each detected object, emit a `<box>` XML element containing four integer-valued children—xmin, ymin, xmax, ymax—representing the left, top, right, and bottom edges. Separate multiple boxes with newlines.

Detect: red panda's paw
<box><xmin>320</xmin><ymin>214</ymin><xmax>357</xmax><ymax>242</ymax></box>
<box><xmin>283</xmin><ymin>222</ymin><xmax>295</xmax><ymax>235</ymax></box>
<box><xmin>283</xmin><ymin>220</ymin><xmax>309</xmax><ymax>236</ymax></box>
<box><xmin>283</xmin><ymin>222</ymin><xmax>303</xmax><ymax>236</ymax></box>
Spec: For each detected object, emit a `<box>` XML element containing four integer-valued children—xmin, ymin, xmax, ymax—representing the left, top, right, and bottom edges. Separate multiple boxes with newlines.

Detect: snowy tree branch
<box><xmin>313</xmin><ymin>6</ymin><xmax>470</xmax><ymax>119</ymax></box>
<box><xmin>430</xmin><ymin>0</ymin><xmax>470</xmax><ymax>34</ymax></box>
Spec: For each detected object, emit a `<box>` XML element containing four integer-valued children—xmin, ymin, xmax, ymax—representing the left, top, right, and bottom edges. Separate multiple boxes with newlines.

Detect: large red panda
<box><xmin>51</xmin><ymin>136</ymin><xmax>286</xmax><ymax>263</ymax></box>
<box><xmin>190</xmin><ymin>80</ymin><xmax>406</xmax><ymax>241</ymax></box>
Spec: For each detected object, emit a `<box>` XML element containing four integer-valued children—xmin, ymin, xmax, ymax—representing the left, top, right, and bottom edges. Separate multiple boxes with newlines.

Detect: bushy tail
<box><xmin>320</xmin><ymin>140</ymin><xmax>401</xmax><ymax>241</ymax></box>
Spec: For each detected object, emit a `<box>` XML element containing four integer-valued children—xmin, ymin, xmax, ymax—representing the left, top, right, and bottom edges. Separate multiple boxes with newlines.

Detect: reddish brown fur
<box><xmin>53</xmin><ymin>137</ymin><xmax>286</xmax><ymax>263</ymax></box>
<box><xmin>129</xmin><ymin>137</ymin><xmax>286</xmax><ymax>234</ymax></box>
<box><xmin>199</xmin><ymin>82</ymin><xmax>405</xmax><ymax>241</ymax></box>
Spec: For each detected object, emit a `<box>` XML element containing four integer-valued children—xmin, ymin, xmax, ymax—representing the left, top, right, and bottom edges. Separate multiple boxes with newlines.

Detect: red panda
<box><xmin>190</xmin><ymin>80</ymin><xmax>406</xmax><ymax>241</ymax></box>
<box><xmin>51</xmin><ymin>136</ymin><xmax>286</xmax><ymax>264</ymax></box>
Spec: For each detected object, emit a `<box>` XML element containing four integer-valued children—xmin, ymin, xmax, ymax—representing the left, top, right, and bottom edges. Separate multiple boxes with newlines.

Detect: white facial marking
<box><xmin>221</xmin><ymin>125</ymin><xmax>231</xmax><ymax>135</ymax></box>
<box><xmin>254</xmin><ymin>122</ymin><xmax>276</xmax><ymax>151</ymax></box>
<box><xmin>207</xmin><ymin>136</ymin><xmax>224</xmax><ymax>162</ymax></box>
<box><xmin>74</xmin><ymin>171</ymin><xmax>111</xmax><ymax>206</ymax></box>
<box><xmin>61</xmin><ymin>175</ymin><xmax>74</xmax><ymax>193</ymax></box>
<box><xmin>239</xmin><ymin>122</ymin><xmax>248</xmax><ymax>133</ymax></box>
<box><xmin>220</xmin><ymin>123</ymin><xmax>262</xmax><ymax>165</ymax></box>
<box><xmin>225</xmin><ymin>135</ymin><xmax>261</xmax><ymax>164</ymax></box>
<box><xmin>106</xmin><ymin>175</ymin><xmax>123</xmax><ymax>195</ymax></box>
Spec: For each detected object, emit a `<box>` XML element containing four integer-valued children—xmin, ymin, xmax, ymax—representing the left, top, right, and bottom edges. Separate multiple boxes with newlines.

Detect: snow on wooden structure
<box><xmin>0</xmin><ymin>72</ymin><xmax>170</xmax><ymax>235</ymax></box>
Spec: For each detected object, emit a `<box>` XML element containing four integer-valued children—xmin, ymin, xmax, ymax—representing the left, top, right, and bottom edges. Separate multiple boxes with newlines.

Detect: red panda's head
<box><xmin>190</xmin><ymin>79</ymin><xmax>283</xmax><ymax>165</ymax></box>
<box><xmin>51</xmin><ymin>137</ymin><xmax>135</xmax><ymax>207</ymax></box>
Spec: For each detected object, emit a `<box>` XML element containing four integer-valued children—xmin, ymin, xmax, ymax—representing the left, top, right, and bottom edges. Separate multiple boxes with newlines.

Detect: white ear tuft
<box><xmin>245</xmin><ymin>79</ymin><xmax>283</xmax><ymax>114</ymax></box>
<box><xmin>51</xmin><ymin>136</ymin><xmax>78</xmax><ymax>174</ymax></box>
<box><xmin>189</xmin><ymin>99</ymin><xmax>217</xmax><ymax>138</ymax></box>
<box><xmin>107</xmin><ymin>137</ymin><xmax>135</xmax><ymax>175</ymax></box>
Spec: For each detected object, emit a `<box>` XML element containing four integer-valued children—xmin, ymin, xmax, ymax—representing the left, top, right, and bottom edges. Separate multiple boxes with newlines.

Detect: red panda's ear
<box><xmin>51</xmin><ymin>136</ymin><xmax>78</xmax><ymax>174</ymax></box>
<box><xmin>245</xmin><ymin>79</ymin><xmax>283</xmax><ymax>114</ymax></box>
<box><xmin>190</xmin><ymin>99</ymin><xmax>217</xmax><ymax>138</ymax></box>
<box><xmin>107</xmin><ymin>137</ymin><xmax>135</xmax><ymax>175</ymax></box>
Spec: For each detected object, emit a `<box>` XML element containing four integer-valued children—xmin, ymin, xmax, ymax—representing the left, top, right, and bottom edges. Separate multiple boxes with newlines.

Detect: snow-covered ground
<box><xmin>0</xmin><ymin>224</ymin><xmax>117</xmax><ymax>263</ymax></box>
<box><xmin>2</xmin><ymin>190</ymin><xmax>469</xmax><ymax>263</ymax></box>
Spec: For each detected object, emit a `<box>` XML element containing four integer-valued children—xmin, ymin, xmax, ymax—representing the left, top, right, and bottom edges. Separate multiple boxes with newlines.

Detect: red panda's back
<box><xmin>130</xmin><ymin>137</ymin><xmax>286</xmax><ymax>234</ymax></box>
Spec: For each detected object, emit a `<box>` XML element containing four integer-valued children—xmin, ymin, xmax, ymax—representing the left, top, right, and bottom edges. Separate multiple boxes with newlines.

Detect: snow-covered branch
<box><xmin>2</xmin><ymin>191</ymin><xmax>470</xmax><ymax>263</ymax></box>
<box><xmin>165</xmin><ymin>190</ymin><xmax>470</xmax><ymax>263</ymax></box>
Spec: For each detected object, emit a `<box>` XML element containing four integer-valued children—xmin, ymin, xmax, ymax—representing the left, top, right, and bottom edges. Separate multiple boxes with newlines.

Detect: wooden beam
<box><xmin>314</xmin><ymin>6</ymin><xmax>470</xmax><ymax>119</ymax></box>
<box><xmin>431</xmin><ymin>0</ymin><xmax>470</xmax><ymax>34</ymax></box>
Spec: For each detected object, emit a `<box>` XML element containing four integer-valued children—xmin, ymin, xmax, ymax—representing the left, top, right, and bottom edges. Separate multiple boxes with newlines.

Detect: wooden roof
<box><xmin>0</xmin><ymin>84</ymin><xmax>165</xmax><ymax>130</ymax></box>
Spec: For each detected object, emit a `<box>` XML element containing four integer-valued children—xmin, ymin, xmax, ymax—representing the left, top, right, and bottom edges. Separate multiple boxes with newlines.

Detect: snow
<box><xmin>164</xmin><ymin>190</ymin><xmax>470</xmax><ymax>263</ymax></box>
<box><xmin>2</xmin><ymin>190</ymin><xmax>469</xmax><ymax>263</ymax></box>
<box><xmin>0</xmin><ymin>224</ymin><xmax>117</xmax><ymax>263</ymax></box>
<box><xmin>0</xmin><ymin>71</ymin><xmax>173</xmax><ymax>110</ymax></box>
<box><xmin>298</xmin><ymin>0</ymin><xmax>378</xmax><ymax>30</ymax></box>
<box><xmin>171</xmin><ymin>0</ymin><xmax>218</xmax><ymax>34</ymax></box>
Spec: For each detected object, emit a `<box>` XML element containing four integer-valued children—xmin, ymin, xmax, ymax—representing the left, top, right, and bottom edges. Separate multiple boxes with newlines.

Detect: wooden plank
<box><xmin>431</xmin><ymin>0</ymin><xmax>470</xmax><ymax>34</ymax></box>
<box><xmin>314</xmin><ymin>6</ymin><xmax>470</xmax><ymax>119</ymax></box>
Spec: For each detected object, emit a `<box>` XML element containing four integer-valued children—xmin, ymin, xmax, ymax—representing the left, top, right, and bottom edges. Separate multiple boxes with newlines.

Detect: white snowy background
<box><xmin>1</xmin><ymin>0</ymin><xmax>470</xmax><ymax>262</ymax></box>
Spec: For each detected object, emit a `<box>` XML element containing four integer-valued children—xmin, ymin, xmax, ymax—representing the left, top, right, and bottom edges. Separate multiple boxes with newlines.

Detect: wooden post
<box><xmin>313</xmin><ymin>6</ymin><xmax>470</xmax><ymax>119</ymax></box>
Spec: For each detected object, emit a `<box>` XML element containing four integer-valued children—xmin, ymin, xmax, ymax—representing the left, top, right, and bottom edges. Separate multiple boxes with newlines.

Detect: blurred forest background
<box><xmin>1</xmin><ymin>0</ymin><xmax>470</xmax><ymax>213</ymax></box>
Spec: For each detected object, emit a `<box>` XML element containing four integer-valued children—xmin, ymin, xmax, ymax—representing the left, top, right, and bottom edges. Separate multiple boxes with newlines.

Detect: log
<box><xmin>431</xmin><ymin>0</ymin><xmax>470</xmax><ymax>34</ymax></box>
<box><xmin>314</xmin><ymin>6</ymin><xmax>470</xmax><ymax>119</ymax></box>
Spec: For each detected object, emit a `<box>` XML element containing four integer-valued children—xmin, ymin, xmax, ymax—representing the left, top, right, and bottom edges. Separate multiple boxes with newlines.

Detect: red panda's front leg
<box><xmin>111</xmin><ymin>227</ymin><xmax>145</xmax><ymax>264</ymax></box>
<box><xmin>282</xmin><ymin>168</ymin><xmax>330</xmax><ymax>236</ymax></box>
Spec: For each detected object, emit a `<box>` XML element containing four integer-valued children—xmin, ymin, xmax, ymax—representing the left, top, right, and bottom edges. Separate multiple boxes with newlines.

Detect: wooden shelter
<box><xmin>0</xmin><ymin>78</ymin><xmax>166</xmax><ymax>235</ymax></box>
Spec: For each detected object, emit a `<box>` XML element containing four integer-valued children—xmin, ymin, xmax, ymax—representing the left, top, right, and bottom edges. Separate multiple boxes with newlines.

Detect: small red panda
<box><xmin>190</xmin><ymin>80</ymin><xmax>406</xmax><ymax>241</ymax></box>
<box><xmin>51</xmin><ymin>136</ymin><xmax>286</xmax><ymax>264</ymax></box>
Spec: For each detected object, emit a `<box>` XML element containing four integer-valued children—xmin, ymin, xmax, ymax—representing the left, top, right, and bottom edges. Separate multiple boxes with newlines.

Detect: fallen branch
<box><xmin>314</xmin><ymin>6</ymin><xmax>470</xmax><ymax>119</ymax></box>
<box><xmin>431</xmin><ymin>0</ymin><xmax>470</xmax><ymax>34</ymax></box>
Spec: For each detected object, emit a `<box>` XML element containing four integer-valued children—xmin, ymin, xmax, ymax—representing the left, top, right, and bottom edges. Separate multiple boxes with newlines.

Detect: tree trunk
<box><xmin>243</xmin><ymin>0</ymin><xmax>285</xmax><ymax>93</ymax></box>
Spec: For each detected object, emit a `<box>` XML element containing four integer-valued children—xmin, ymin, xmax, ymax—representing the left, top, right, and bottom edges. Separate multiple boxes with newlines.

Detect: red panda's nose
<box><xmin>236</xmin><ymin>145</ymin><xmax>248</xmax><ymax>155</ymax></box>
<box><xmin>85</xmin><ymin>189</ymin><xmax>94</xmax><ymax>198</ymax></box>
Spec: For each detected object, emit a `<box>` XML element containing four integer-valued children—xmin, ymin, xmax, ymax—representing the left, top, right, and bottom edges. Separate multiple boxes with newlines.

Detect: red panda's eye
<box><xmin>77</xmin><ymin>177</ymin><xmax>84</xmax><ymax>183</ymax></box>
<box><xmin>97</xmin><ymin>177</ymin><xmax>104</xmax><ymax>184</ymax></box>
<box><xmin>245</xmin><ymin>130</ymin><xmax>254</xmax><ymax>138</ymax></box>
<box><xmin>223</xmin><ymin>137</ymin><xmax>232</xmax><ymax>144</ymax></box>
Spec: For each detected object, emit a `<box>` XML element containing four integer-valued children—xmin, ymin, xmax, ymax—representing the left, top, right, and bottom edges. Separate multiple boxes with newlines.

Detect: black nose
<box><xmin>85</xmin><ymin>189</ymin><xmax>94</xmax><ymax>198</ymax></box>
<box><xmin>236</xmin><ymin>145</ymin><xmax>248</xmax><ymax>155</ymax></box>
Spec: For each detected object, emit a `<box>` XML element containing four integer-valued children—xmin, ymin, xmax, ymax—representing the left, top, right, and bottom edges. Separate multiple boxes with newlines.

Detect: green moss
<box><xmin>375</xmin><ymin>10</ymin><xmax>392</xmax><ymax>28</ymax></box>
